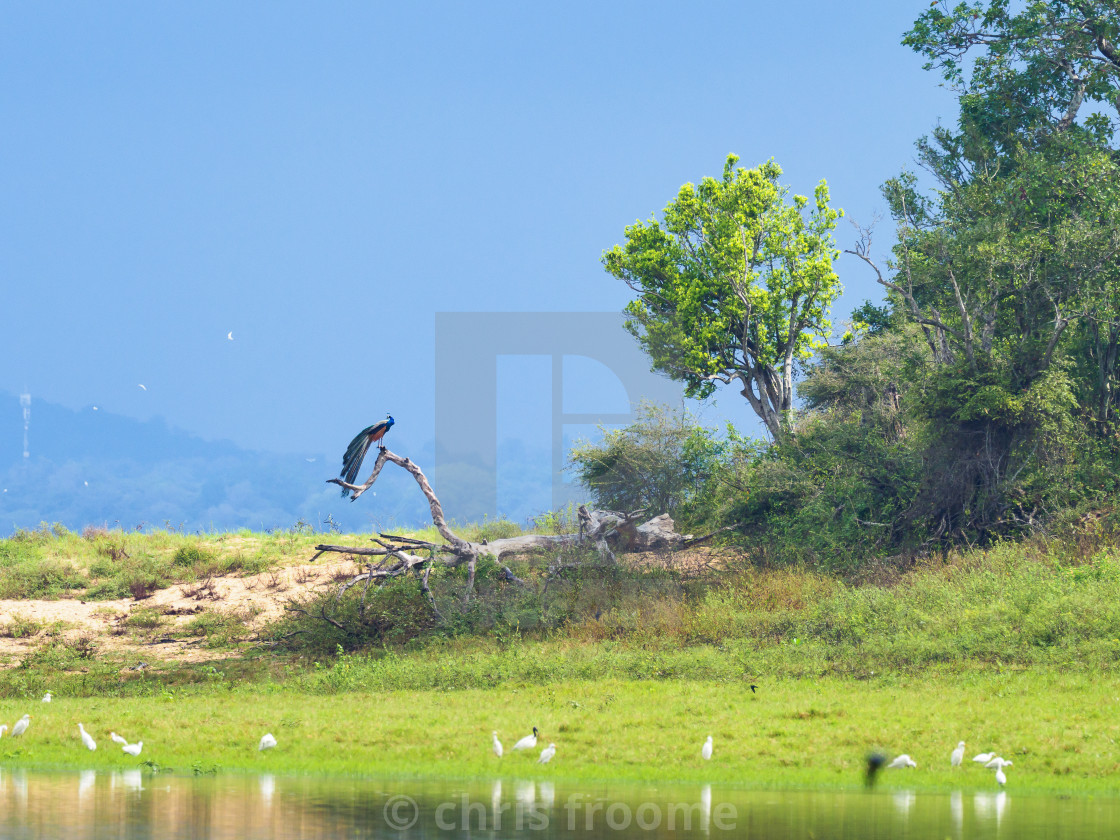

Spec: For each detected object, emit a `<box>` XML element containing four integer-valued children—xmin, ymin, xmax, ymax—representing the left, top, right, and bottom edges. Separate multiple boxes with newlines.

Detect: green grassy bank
<box><xmin>1</xmin><ymin>673</ymin><xmax>1118</xmax><ymax>793</ymax></box>
<box><xmin>3</xmin><ymin>523</ymin><xmax>1120</xmax><ymax>791</ymax></box>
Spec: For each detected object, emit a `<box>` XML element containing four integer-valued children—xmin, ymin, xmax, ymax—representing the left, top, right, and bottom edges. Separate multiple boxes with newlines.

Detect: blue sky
<box><xmin>2</xmin><ymin>1</ymin><xmax>956</xmax><ymax>466</ymax></box>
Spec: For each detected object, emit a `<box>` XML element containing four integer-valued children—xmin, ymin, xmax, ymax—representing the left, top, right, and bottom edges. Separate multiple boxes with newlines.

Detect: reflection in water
<box><xmin>514</xmin><ymin>779</ymin><xmax>535</xmax><ymax>808</ymax></box>
<box><xmin>259</xmin><ymin>774</ymin><xmax>274</xmax><ymax>806</ymax></box>
<box><xmin>995</xmin><ymin>790</ymin><xmax>1008</xmax><ymax>826</ymax></box>
<box><xmin>700</xmin><ymin>783</ymin><xmax>712</xmax><ymax>834</ymax></box>
<box><xmin>122</xmin><ymin>768</ymin><xmax>143</xmax><ymax>792</ymax></box>
<box><xmin>78</xmin><ymin>769</ymin><xmax>95</xmax><ymax>802</ymax></box>
<box><xmin>539</xmin><ymin>780</ymin><xmax>555</xmax><ymax>809</ymax></box>
<box><xmin>893</xmin><ymin>790</ymin><xmax>916</xmax><ymax>817</ymax></box>
<box><xmin>976</xmin><ymin>790</ymin><xmax>997</xmax><ymax>820</ymax></box>
<box><xmin>0</xmin><ymin>771</ymin><xmax>1117</xmax><ymax>839</ymax></box>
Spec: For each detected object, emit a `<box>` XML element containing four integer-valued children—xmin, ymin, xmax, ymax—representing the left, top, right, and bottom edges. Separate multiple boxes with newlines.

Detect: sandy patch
<box><xmin>0</xmin><ymin>557</ymin><xmax>363</xmax><ymax>668</ymax></box>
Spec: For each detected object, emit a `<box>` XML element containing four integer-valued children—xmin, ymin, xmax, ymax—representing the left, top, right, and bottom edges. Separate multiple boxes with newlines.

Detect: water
<box><xmin>0</xmin><ymin>770</ymin><xmax>1118</xmax><ymax>838</ymax></box>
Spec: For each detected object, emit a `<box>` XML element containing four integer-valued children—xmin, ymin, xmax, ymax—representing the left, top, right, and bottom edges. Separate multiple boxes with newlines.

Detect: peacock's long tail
<box><xmin>339</xmin><ymin>430</ymin><xmax>374</xmax><ymax>496</ymax></box>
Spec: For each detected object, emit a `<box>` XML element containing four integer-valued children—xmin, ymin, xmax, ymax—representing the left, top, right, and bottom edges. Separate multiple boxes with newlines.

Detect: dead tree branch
<box><xmin>317</xmin><ymin>448</ymin><xmax>691</xmax><ymax>626</ymax></box>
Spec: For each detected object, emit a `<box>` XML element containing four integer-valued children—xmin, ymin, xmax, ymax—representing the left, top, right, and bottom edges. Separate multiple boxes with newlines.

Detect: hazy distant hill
<box><xmin>0</xmin><ymin>393</ymin><xmax>437</xmax><ymax>536</ymax></box>
<box><xmin>0</xmin><ymin>394</ymin><xmax>567</xmax><ymax>537</ymax></box>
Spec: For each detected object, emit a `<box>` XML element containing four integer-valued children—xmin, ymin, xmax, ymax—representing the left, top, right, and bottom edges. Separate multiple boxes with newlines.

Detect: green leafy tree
<box><xmin>603</xmin><ymin>155</ymin><xmax>842</xmax><ymax>441</ymax></box>
<box><xmin>905</xmin><ymin>0</ymin><xmax>1120</xmax><ymax>150</ymax></box>
<box><xmin>837</xmin><ymin>1</ymin><xmax>1120</xmax><ymax>539</ymax></box>
<box><xmin>568</xmin><ymin>403</ymin><xmax>719</xmax><ymax>521</ymax></box>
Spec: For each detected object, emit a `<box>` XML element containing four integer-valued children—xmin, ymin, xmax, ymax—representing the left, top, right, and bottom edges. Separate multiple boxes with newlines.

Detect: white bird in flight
<box><xmin>701</xmin><ymin>735</ymin><xmax>713</xmax><ymax>760</ymax></box>
<box><xmin>137</xmin><ymin>384</ymin><xmax>147</xmax><ymax>391</ymax></box>
<box><xmin>512</xmin><ymin>727</ymin><xmax>538</xmax><ymax>751</ymax></box>
<box><xmin>492</xmin><ymin>731</ymin><xmax>503</xmax><ymax>758</ymax></box>
<box><xmin>887</xmin><ymin>754</ymin><xmax>917</xmax><ymax>769</ymax></box>
<box><xmin>122</xmin><ymin>741</ymin><xmax>143</xmax><ymax>757</ymax></box>
<box><xmin>951</xmin><ymin>741</ymin><xmax>966</xmax><ymax>767</ymax></box>
<box><xmin>12</xmin><ymin>714</ymin><xmax>31</xmax><ymax>737</ymax></box>
<box><xmin>110</xmin><ymin>732</ymin><xmax>128</xmax><ymax>745</ymax></box>
<box><xmin>537</xmin><ymin>743</ymin><xmax>556</xmax><ymax>764</ymax></box>
<box><xmin>259</xmin><ymin>733</ymin><xmax>277</xmax><ymax>751</ymax></box>
<box><xmin>227</xmin><ymin>332</ymin><xmax>234</xmax><ymax>340</ymax></box>
<box><xmin>78</xmin><ymin>723</ymin><xmax>96</xmax><ymax>751</ymax></box>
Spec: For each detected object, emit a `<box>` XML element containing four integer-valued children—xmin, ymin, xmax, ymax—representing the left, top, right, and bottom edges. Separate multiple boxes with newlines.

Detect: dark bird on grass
<box><xmin>339</xmin><ymin>414</ymin><xmax>395</xmax><ymax>496</ymax></box>
<box><xmin>865</xmin><ymin>752</ymin><xmax>887</xmax><ymax>788</ymax></box>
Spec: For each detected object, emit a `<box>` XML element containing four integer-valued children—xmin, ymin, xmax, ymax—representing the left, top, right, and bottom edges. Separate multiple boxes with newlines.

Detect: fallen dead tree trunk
<box><xmin>310</xmin><ymin>447</ymin><xmax>688</xmax><ymax>619</ymax></box>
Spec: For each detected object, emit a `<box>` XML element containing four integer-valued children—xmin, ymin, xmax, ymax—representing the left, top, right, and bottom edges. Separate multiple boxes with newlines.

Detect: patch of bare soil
<box><xmin>0</xmin><ymin>558</ymin><xmax>363</xmax><ymax>669</ymax></box>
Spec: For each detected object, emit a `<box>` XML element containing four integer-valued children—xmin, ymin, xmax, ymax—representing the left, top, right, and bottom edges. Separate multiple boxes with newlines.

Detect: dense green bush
<box><xmin>568</xmin><ymin>402</ymin><xmax>722</xmax><ymax>524</ymax></box>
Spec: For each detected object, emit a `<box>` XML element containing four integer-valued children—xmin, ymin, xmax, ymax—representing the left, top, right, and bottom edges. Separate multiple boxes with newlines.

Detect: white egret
<box><xmin>110</xmin><ymin>732</ymin><xmax>128</xmax><ymax>745</ymax></box>
<box><xmin>701</xmin><ymin>735</ymin><xmax>713</xmax><ymax>760</ymax></box>
<box><xmin>0</xmin><ymin>724</ymin><xmax>8</xmax><ymax>738</ymax></box>
<box><xmin>984</xmin><ymin>757</ymin><xmax>1012</xmax><ymax>770</ymax></box>
<box><xmin>972</xmin><ymin>751</ymin><xmax>996</xmax><ymax>763</ymax></box>
<box><xmin>259</xmin><ymin>733</ymin><xmax>277</xmax><ymax>751</ymax></box>
<box><xmin>12</xmin><ymin>714</ymin><xmax>31</xmax><ymax>737</ymax></box>
<box><xmin>951</xmin><ymin>741</ymin><xmax>966</xmax><ymax>767</ymax></box>
<box><xmin>995</xmin><ymin>765</ymin><xmax>1008</xmax><ymax>786</ymax></box>
<box><xmin>492</xmin><ymin>731</ymin><xmax>503</xmax><ymax>758</ymax></box>
<box><xmin>512</xmin><ymin>727</ymin><xmax>538</xmax><ymax>751</ymax></box>
<box><xmin>138</xmin><ymin>384</ymin><xmax>147</xmax><ymax>391</ymax></box>
<box><xmin>42</xmin><ymin>692</ymin><xmax>52</xmax><ymax>703</ymax></box>
<box><xmin>537</xmin><ymin>743</ymin><xmax>557</xmax><ymax>764</ymax></box>
<box><xmin>887</xmin><ymin>754</ymin><xmax>917</xmax><ymax>769</ymax></box>
<box><xmin>122</xmin><ymin>741</ymin><xmax>143</xmax><ymax>757</ymax></box>
<box><xmin>227</xmin><ymin>332</ymin><xmax>234</xmax><ymax>341</ymax></box>
<box><xmin>78</xmin><ymin>723</ymin><xmax>96</xmax><ymax>751</ymax></box>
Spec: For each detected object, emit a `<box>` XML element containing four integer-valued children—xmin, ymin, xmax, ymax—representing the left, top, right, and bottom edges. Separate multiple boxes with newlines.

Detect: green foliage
<box><xmin>806</xmin><ymin>2</ymin><xmax>1120</xmax><ymax>549</ymax></box>
<box><xmin>604</xmin><ymin>154</ymin><xmax>843</xmax><ymax>439</ymax></box>
<box><xmin>0</xmin><ymin>527</ymin><xmax>349</xmax><ymax>601</ymax></box>
<box><xmin>568</xmin><ymin>403</ymin><xmax>721</xmax><ymax>522</ymax></box>
<box><xmin>904</xmin><ymin>2</ymin><xmax>1120</xmax><ymax>151</ymax></box>
<box><xmin>0</xmin><ymin>551</ymin><xmax>87</xmax><ymax>599</ymax></box>
<box><xmin>0</xmin><ymin>613</ymin><xmax>43</xmax><ymax>639</ymax></box>
<box><xmin>462</xmin><ymin>517</ymin><xmax>523</xmax><ymax>542</ymax></box>
<box><xmin>183</xmin><ymin>608</ymin><xmax>257</xmax><ymax>648</ymax></box>
<box><xmin>173</xmin><ymin>544</ymin><xmax>216</xmax><ymax>567</ymax></box>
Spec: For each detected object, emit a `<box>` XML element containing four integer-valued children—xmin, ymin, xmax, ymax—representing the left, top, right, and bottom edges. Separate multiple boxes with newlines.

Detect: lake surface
<box><xmin>0</xmin><ymin>770</ymin><xmax>1118</xmax><ymax>838</ymax></box>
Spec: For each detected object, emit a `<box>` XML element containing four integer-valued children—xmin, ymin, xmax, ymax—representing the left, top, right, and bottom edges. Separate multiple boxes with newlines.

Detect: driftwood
<box><xmin>311</xmin><ymin>447</ymin><xmax>688</xmax><ymax>619</ymax></box>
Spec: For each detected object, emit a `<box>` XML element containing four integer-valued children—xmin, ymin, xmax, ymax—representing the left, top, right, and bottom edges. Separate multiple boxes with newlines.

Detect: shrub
<box><xmin>0</xmin><ymin>557</ymin><xmax>88</xmax><ymax>599</ymax></box>
<box><xmin>173</xmin><ymin>545</ymin><xmax>216</xmax><ymax>568</ymax></box>
<box><xmin>568</xmin><ymin>403</ymin><xmax>720</xmax><ymax>522</ymax></box>
<box><xmin>0</xmin><ymin>613</ymin><xmax>43</xmax><ymax>639</ymax></box>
